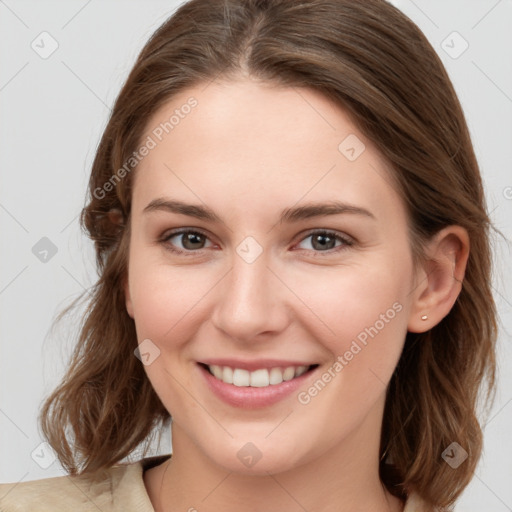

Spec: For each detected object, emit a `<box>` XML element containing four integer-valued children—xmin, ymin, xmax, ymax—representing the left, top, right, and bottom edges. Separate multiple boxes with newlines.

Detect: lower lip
<box><xmin>197</xmin><ymin>364</ymin><xmax>318</xmax><ymax>409</ymax></box>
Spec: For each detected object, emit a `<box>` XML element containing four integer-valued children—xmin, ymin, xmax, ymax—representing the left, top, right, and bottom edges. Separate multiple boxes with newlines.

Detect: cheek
<box><xmin>127</xmin><ymin>259</ymin><xmax>211</xmax><ymax>411</ymax></box>
<box><xmin>288</xmin><ymin>258</ymin><xmax>412</xmax><ymax>413</ymax></box>
<box><xmin>128</xmin><ymin>257</ymin><xmax>217</xmax><ymax>343</ymax></box>
<box><xmin>293</xmin><ymin>261</ymin><xmax>410</xmax><ymax>349</ymax></box>
<box><xmin>289</xmin><ymin>264</ymin><xmax>411</xmax><ymax>433</ymax></box>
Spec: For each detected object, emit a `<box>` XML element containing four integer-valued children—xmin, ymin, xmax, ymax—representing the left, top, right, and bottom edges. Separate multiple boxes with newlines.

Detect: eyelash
<box><xmin>159</xmin><ymin>228</ymin><xmax>354</xmax><ymax>257</ymax></box>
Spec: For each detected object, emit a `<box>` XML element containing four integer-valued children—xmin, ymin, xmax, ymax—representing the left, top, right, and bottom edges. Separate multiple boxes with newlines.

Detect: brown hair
<box><xmin>39</xmin><ymin>0</ymin><xmax>497</xmax><ymax>508</ymax></box>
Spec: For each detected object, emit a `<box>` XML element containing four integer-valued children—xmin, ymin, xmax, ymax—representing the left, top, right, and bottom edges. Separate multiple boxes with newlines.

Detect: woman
<box><xmin>0</xmin><ymin>0</ymin><xmax>497</xmax><ymax>510</ymax></box>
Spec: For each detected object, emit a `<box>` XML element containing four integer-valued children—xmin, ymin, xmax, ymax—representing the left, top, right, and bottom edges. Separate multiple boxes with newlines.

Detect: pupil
<box><xmin>313</xmin><ymin>233</ymin><xmax>334</xmax><ymax>250</ymax></box>
<box><xmin>183</xmin><ymin>232</ymin><xmax>204</xmax><ymax>250</ymax></box>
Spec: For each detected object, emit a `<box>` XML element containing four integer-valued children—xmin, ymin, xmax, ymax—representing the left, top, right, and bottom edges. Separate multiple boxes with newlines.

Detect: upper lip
<box><xmin>199</xmin><ymin>359</ymin><xmax>318</xmax><ymax>372</ymax></box>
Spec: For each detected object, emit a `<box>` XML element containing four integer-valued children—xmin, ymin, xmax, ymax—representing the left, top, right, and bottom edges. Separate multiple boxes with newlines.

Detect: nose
<box><xmin>210</xmin><ymin>249</ymin><xmax>290</xmax><ymax>344</ymax></box>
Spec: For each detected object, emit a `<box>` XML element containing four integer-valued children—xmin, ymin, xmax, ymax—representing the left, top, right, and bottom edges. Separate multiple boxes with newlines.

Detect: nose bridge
<box><xmin>211</xmin><ymin>246</ymin><xmax>289</xmax><ymax>340</ymax></box>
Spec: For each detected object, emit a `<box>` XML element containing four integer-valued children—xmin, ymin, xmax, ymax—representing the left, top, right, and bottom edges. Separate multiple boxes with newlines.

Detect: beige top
<box><xmin>0</xmin><ymin>454</ymin><xmax>431</xmax><ymax>511</ymax></box>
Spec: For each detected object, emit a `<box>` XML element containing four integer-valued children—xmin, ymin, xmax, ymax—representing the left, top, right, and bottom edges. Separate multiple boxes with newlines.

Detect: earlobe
<box><xmin>407</xmin><ymin>226</ymin><xmax>469</xmax><ymax>333</ymax></box>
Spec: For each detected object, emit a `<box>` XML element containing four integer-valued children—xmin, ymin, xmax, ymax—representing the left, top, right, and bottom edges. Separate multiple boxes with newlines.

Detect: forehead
<box><xmin>140</xmin><ymin>78</ymin><xmax>364</xmax><ymax>164</ymax></box>
<box><xmin>131</xmin><ymin>79</ymin><xmax>404</xmax><ymax>225</ymax></box>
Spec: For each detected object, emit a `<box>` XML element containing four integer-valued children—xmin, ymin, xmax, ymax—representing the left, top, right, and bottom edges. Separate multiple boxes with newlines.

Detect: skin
<box><xmin>124</xmin><ymin>77</ymin><xmax>469</xmax><ymax>512</ymax></box>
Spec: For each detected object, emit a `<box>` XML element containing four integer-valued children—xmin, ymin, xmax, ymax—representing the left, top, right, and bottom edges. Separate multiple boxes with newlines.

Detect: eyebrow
<box><xmin>143</xmin><ymin>198</ymin><xmax>376</xmax><ymax>223</ymax></box>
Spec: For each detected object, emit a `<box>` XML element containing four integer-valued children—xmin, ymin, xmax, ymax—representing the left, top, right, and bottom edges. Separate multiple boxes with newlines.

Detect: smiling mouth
<box><xmin>198</xmin><ymin>362</ymin><xmax>319</xmax><ymax>388</ymax></box>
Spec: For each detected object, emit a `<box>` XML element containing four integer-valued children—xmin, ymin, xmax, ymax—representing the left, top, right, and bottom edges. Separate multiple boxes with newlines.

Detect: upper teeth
<box><xmin>208</xmin><ymin>365</ymin><xmax>310</xmax><ymax>387</ymax></box>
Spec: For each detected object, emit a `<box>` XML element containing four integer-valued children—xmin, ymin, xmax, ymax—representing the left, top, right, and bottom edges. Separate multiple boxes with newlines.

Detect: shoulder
<box><xmin>0</xmin><ymin>465</ymin><xmax>131</xmax><ymax>511</ymax></box>
<box><xmin>0</xmin><ymin>454</ymin><xmax>170</xmax><ymax>512</ymax></box>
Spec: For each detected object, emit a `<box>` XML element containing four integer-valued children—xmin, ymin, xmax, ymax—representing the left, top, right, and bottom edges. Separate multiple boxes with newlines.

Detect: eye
<box><xmin>160</xmin><ymin>228</ymin><xmax>353</xmax><ymax>257</ymax></box>
<box><xmin>161</xmin><ymin>229</ymin><xmax>214</xmax><ymax>255</ymax></box>
<box><xmin>294</xmin><ymin>230</ymin><xmax>353</xmax><ymax>255</ymax></box>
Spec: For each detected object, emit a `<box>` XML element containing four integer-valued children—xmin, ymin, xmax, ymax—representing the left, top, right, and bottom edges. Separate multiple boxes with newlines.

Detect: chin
<box><xmin>200</xmin><ymin>437</ymin><xmax>312</xmax><ymax>477</ymax></box>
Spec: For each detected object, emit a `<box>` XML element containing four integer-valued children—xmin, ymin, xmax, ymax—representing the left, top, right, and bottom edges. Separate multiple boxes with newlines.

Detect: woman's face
<box><xmin>125</xmin><ymin>78</ymin><xmax>418</xmax><ymax>474</ymax></box>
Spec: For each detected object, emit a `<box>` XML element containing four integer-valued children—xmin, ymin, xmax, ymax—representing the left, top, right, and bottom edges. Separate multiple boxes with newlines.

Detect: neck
<box><xmin>151</xmin><ymin>403</ymin><xmax>405</xmax><ymax>512</ymax></box>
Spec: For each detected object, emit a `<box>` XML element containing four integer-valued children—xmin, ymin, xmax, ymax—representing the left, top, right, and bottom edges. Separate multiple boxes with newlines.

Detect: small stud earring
<box><xmin>421</xmin><ymin>314</ymin><xmax>428</xmax><ymax>321</ymax></box>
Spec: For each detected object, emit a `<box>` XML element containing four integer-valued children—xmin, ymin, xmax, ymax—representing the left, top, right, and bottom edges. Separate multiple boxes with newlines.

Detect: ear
<box><xmin>407</xmin><ymin>226</ymin><xmax>469</xmax><ymax>333</ymax></box>
<box><xmin>124</xmin><ymin>273</ymin><xmax>134</xmax><ymax>318</ymax></box>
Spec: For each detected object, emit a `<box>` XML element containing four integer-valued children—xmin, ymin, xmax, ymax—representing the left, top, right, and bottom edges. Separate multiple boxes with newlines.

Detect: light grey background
<box><xmin>0</xmin><ymin>1</ymin><xmax>511</xmax><ymax>510</ymax></box>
